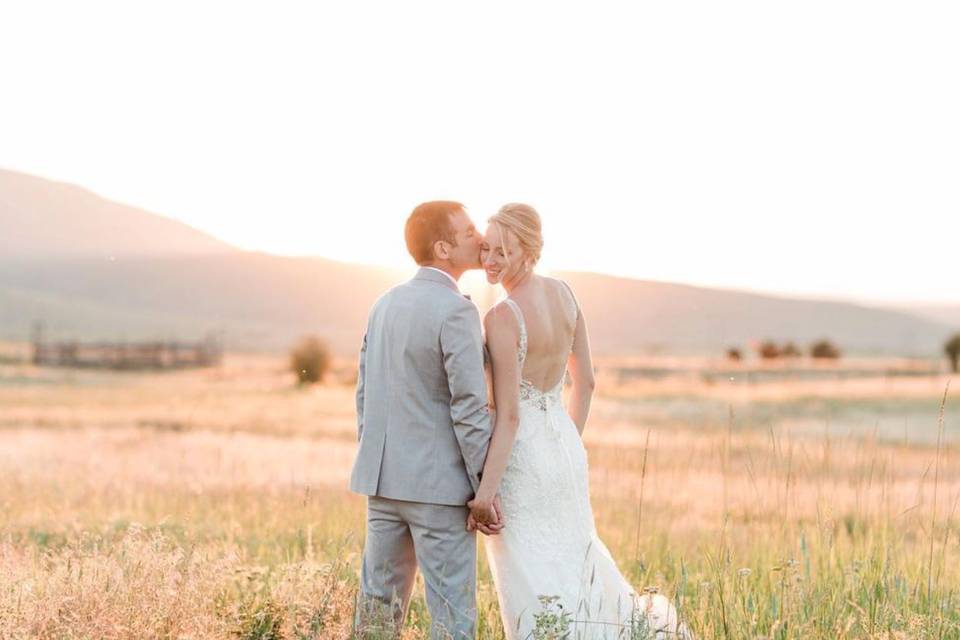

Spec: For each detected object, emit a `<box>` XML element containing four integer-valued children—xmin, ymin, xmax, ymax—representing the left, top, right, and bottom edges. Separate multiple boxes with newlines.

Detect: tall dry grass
<box><xmin>0</xmin><ymin>353</ymin><xmax>958</xmax><ymax>638</ymax></box>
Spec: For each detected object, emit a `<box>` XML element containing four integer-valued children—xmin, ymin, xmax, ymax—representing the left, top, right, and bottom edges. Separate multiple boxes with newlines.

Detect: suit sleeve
<box><xmin>355</xmin><ymin>331</ymin><xmax>367</xmax><ymax>442</ymax></box>
<box><xmin>440</xmin><ymin>302</ymin><xmax>492</xmax><ymax>495</ymax></box>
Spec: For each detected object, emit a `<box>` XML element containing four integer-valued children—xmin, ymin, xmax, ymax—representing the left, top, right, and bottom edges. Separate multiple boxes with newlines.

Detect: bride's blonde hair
<box><xmin>488</xmin><ymin>203</ymin><xmax>543</xmax><ymax>267</ymax></box>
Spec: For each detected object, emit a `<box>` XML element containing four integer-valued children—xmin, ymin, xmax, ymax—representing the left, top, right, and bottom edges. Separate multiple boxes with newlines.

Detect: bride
<box><xmin>466</xmin><ymin>203</ymin><xmax>692</xmax><ymax>640</ymax></box>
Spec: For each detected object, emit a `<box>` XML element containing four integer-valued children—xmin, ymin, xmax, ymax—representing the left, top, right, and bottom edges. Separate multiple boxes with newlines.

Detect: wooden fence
<box><xmin>31</xmin><ymin>325</ymin><xmax>222</xmax><ymax>370</ymax></box>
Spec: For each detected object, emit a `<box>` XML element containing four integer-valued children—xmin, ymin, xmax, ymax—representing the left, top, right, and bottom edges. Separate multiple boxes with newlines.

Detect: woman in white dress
<box><xmin>465</xmin><ymin>204</ymin><xmax>691</xmax><ymax>640</ymax></box>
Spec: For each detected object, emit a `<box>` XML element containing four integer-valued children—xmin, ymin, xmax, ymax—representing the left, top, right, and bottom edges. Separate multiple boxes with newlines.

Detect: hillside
<box><xmin>0</xmin><ymin>168</ymin><xmax>237</xmax><ymax>259</ymax></box>
<box><xmin>556</xmin><ymin>272</ymin><xmax>952</xmax><ymax>356</ymax></box>
<box><xmin>0</xmin><ymin>168</ymin><xmax>954</xmax><ymax>356</ymax></box>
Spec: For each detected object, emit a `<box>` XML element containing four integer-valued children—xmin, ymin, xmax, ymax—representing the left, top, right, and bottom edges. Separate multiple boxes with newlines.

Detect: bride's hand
<box><xmin>466</xmin><ymin>511</ymin><xmax>494</xmax><ymax>534</ymax></box>
<box><xmin>467</xmin><ymin>513</ymin><xmax>503</xmax><ymax>536</ymax></box>
<box><xmin>468</xmin><ymin>497</ymin><xmax>495</xmax><ymax>522</ymax></box>
<box><xmin>467</xmin><ymin>498</ymin><xmax>503</xmax><ymax>535</ymax></box>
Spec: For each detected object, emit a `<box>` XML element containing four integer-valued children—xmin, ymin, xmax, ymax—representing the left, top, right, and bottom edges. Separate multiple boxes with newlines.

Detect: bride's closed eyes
<box><xmin>481</xmin><ymin>242</ymin><xmax>506</xmax><ymax>257</ymax></box>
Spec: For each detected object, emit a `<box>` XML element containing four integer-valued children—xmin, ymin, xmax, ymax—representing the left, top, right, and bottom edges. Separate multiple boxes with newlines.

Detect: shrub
<box><xmin>290</xmin><ymin>336</ymin><xmax>332</xmax><ymax>384</ymax></box>
<box><xmin>945</xmin><ymin>333</ymin><xmax>960</xmax><ymax>373</ymax></box>
<box><xmin>781</xmin><ymin>342</ymin><xmax>802</xmax><ymax>358</ymax></box>
<box><xmin>758</xmin><ymin>341</ymin><xmax>781</xmax><ymax>360</ymax></box>
<box><xmin>810</xmin><ymin>339</ymin><xmax>841</xmax><ymax>360</ymax></box>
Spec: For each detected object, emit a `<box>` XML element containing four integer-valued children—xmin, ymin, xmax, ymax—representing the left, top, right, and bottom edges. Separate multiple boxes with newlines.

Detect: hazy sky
<box><xmin>1</xmin><ymin>1</ymin><xmax>958</xmax><ymax>304</ymax></box>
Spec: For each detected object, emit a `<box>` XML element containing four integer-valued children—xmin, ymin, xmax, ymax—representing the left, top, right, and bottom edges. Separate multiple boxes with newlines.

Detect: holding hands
<box><xmin>466</xmin><ymin>494</ymin><xmax>504</xmax><ymax>535</ymax></box>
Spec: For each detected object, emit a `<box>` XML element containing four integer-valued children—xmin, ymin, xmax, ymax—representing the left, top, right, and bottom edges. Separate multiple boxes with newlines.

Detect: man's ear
<box><xmin>433</xmin><ymin>239</ymin><xmax>450</xmax><ymax>261</ymax></box>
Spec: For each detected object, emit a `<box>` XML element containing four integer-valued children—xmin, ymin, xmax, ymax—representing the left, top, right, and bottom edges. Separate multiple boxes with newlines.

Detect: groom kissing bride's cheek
<box><xmin>350</xmin><ymin>201</ymin><xmax>692</xmax><ymax>639</ymax></box>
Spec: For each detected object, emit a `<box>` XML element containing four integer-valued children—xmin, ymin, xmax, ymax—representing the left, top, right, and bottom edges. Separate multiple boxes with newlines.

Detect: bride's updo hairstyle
<box><xmin>488</xmin><ymin>203</ymin><xmax>544</xmax><ymax>268</ymax></box>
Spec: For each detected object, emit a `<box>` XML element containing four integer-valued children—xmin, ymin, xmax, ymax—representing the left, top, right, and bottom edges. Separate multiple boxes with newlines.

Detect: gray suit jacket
<box><xmin>349</xmin><ymin>267</ymin><xmax>492</xmax><ymax>506</ymax></box>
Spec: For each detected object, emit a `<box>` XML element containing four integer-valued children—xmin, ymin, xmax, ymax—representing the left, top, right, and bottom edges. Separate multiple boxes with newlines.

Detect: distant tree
<box><xmin>781</xmin><ymin>342</ymin><xmax>802</xmax><ymax>358</ymax></box>
<box><xmin>726</xmin><ymin>347</ymin><xmax>742</xmax><ymax>362</ymax></box>
<box><xmin>758</xmin><ymin>340</ymin><xmax>781</xmax><ymax>360</ymax></box>
<box><xmin>810</xmin><ymin>339</ymin><xmax>841</xmax><ymax>360</ymax></box>
<box><xmin>945</xmin><ymin>333</ymin><xmax>960</xmax><ymax>373</ymax></box>
<box><xmin>290</xmin><ymin>335</ymin><xmax>332</xmax><ymax>384</ymax></box>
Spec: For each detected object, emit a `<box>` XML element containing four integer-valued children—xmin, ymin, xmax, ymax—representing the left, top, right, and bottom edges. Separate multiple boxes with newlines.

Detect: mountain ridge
<box><xmin>1</xmin><ymin>168</ymin><xmax>955</xmax><ymax>356</ymax></box>
<box><xmin>0</xmin><ymin>167</ymin><xmax>238</xmax><ymax>259</ymax></box>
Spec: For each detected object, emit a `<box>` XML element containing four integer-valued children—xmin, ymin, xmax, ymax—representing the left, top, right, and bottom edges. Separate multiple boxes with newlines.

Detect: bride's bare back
<box><xmin>507</xmin><ymin>276</ymin><xmax>578</xmax><ymax>391</ymax></box>
<box><xmin>483</xmin><ymin>274</ymin><xmax>594</xmax><ymax>436</ymax></box>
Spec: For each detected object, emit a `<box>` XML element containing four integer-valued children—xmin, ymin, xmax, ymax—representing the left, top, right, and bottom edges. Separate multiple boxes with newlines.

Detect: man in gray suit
<box><xmin>350</xmin><ymin>201</ymin><xmax>502</xmax><ymax>639</ymax></box>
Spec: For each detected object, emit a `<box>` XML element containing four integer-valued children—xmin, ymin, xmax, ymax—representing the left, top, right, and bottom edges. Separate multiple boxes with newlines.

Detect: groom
<box><xmin>350</xmin><ymin>201</ymin><xmax>502</xmax><ymax>639</ymax></box>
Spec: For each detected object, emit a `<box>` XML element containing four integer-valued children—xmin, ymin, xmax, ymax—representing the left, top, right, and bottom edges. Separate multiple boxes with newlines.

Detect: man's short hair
<box><xmin>404</xmin><ymin>201</ymin><xmax>463</xmax><ymax>265</ymax></box>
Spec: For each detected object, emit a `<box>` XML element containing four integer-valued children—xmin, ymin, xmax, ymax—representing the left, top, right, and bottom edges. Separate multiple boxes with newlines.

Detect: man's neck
<box><xmin>423</xmin><ymin>265</ymin><xmax>461</xmax><ymax>285</ymax></box>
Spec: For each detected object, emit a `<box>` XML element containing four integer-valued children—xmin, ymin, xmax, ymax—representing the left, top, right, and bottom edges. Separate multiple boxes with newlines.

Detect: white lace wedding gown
<box><xmin>483</xmin><ymin>298</ymin><xmax>657</xmax><ymax>640</ymax></box>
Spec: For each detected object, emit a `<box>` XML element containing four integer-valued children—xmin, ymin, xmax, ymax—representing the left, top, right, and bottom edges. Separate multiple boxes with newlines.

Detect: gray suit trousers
<box><xmin>356</xmin><ymin>496</ymin><xmax>477</xmax><ymax>640</ymax></box>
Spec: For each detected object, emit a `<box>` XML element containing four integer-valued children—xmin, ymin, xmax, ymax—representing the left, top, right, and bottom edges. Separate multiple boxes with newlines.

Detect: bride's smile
<box><xmin>481</xmin><ymin>218</ymin><xmax>533</xmax><ymax>288</ymax></box>
<box><xmin>479</xmin><ymin>239</ymin><xmax>504</xmax><ymax>283</ymax></box>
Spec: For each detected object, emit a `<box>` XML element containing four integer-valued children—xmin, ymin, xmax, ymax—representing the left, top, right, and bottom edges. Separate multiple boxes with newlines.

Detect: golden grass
<box><xmin>1</xmin><ymin>353</ymin><xmax>958</xmax><ymax>638</ymax></box>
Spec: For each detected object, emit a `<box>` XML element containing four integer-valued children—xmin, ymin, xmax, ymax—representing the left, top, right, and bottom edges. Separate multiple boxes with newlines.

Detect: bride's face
<box><xmin>481</xmin><ymin>223</ymin><xmax>525</xmax><ymax>285</ymax></box>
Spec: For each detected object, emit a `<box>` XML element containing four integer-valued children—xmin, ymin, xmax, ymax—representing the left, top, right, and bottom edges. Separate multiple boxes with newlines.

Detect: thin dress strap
<box><xmin>558</xmin><ymin>279</ymin><xmax>579</xmax><ymax>317</ymax></box>
<box><xmin>502</xmin><ymin>298</ymin><xmax>528</xmax><ymax>364</ymax></box>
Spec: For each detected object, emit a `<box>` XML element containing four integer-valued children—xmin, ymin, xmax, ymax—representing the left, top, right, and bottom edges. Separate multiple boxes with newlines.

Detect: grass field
<box><xmin>1</xmin><ymin>350</ymin><xmax>958</xmax><ymax>639</ymax></box>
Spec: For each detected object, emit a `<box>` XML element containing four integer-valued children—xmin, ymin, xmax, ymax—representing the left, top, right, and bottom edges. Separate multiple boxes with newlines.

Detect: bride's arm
<box><xmin>471</xmin><ymin>304</ymin><xmax>521</xmax><ymax>512</ymax></box>
<box><xmin>566</xmin><ymin>291</ymin><xmax>595</xmax><ymax>435</ymax></box>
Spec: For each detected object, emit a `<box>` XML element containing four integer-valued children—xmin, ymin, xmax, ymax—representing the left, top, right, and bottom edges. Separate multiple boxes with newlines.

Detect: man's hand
<box><xmin>466</xmin><ymin>495</ymin><xmax>505</xmax><ymax>535</ymax></box>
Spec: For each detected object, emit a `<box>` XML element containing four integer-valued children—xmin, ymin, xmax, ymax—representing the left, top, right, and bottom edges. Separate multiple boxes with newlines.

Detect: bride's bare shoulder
<box><xmin>541</xmin><ymin>276</ymin><xmax>578</xmax><ymax>304</ymax></box>
<box><xmin>482</xmin><ymin>300</ymin><xmax>520</xmax><ymax>332</ymax></box>
<box><xmin>483</xmin><ymin>301</ymin><xmax>522</xmax><ymax>359</ymax></box>
<box><xmin>539</xmin><ymin>274</ymin><xmax>569</xmax><ymax>289</ymax></box>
